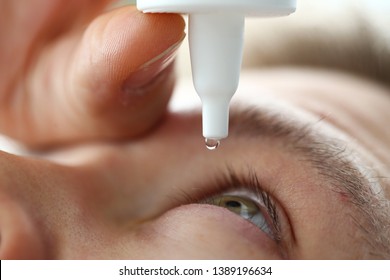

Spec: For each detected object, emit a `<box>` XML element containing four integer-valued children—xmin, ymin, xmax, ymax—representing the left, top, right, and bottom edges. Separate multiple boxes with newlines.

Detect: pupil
<box><xmin>225</xmin><ymin>200</ymin><xmax>241</xmax><ymax>208</ymax></box>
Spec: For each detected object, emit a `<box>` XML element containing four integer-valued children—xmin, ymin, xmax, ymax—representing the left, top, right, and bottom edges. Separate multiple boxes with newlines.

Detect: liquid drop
<box><xmin>205</xmin><ymin>138</ymin><xmax>221</xmax><ymax>150</ymax></box>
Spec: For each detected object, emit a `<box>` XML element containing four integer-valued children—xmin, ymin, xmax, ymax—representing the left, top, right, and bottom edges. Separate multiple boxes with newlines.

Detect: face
<box><xmin>1</xmin><ymin>67</ymin><xmax>389</xmax><ymax>259</ymax></box>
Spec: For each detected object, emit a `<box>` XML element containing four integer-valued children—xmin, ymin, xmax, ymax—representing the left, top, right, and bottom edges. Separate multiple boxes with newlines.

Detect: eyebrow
<box><xmin>229</xmin><ymin>105</ymin><xmax>388</xmax><ymax>257</ymax></box>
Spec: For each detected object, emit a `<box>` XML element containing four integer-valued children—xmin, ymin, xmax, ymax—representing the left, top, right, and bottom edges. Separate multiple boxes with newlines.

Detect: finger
<box><xmin>0</xmin><ymin>0</ymin><xmax>113</xmax><ymax>105</ymax></box>
<box><xmin>3</xmin><ymin>0</ymin><xmax>113</xmax><ymax>44</ymax></box>
<box><xmin>71</xmin><ymin>7</ymin><xmax>186</xmax><ymax>141</ymax></box>
<box><xmin>13</xmin><ymin>6</ymin><xmax>186</xmax><ymax>147</ymax></box>
<box><xmin>35</xmin><ymin>0</ymin><xmax>114</xmax><ymax>38</ymax></box>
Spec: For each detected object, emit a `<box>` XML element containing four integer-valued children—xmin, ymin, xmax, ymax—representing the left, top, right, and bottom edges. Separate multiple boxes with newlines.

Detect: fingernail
<box><xmin>122</xmin><ymin>35</ymin><xmax>185</xmax><ymax>95</ymax></box>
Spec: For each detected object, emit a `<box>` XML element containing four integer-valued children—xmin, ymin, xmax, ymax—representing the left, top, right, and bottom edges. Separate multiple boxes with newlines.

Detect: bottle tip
<box><xmin>205</xmin><ymin>138</ymin><xmax>221</xmax><ymax>150</ymax></box>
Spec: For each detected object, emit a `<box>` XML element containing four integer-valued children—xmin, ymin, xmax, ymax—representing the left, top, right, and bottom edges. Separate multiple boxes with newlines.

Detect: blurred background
<box><xmin>127</xmin><ymin>0</ymin><xmax>390</xmax><ymax>109</ymax></box>
<box><xmin>172</xmin><ymin>0</ymin><xmax>390</xmax><ymax>78</ymax></box>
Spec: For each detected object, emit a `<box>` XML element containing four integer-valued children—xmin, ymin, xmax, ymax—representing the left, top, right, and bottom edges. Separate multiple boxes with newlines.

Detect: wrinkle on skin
<box><xmin>0</xmin><ymin>68</ymin><xmax>389</xmax><ymax>259</ymax></box>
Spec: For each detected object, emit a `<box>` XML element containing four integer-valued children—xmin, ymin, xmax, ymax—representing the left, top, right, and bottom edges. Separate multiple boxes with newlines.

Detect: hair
<box><xmin>242</xmin><ymin>5</ymin><xmax>390</xmax><ymax>258</ymax></box>
<box><xmin>231</xmin><ymin>106</ymin><xmax>390</xmax><ymax>258</ymax></box>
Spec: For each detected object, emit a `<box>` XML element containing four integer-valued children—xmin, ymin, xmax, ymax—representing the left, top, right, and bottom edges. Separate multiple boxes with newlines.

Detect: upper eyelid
<box><xmin>180</xmin><ymin>166</ymin><xmax>285</xmax><ymax>243</ymax></box>
<box><xmin>206</xmin><ymin>187</ymin><xmax>281</xmax><ymax>239</ymax></box>
<box><xmin>224</xmin><ymin>169</ymin><xmax>283</xmax><ymax>242</ymax></box>
<box><xmin>214</xmin><ymin>189</ymin><xmax>266</xmax><ymax>206</ymax></box>
<box><xmin>169</xmin><ymin>150</ymin><xmax>298</xmax><ymax>255</ymax></box>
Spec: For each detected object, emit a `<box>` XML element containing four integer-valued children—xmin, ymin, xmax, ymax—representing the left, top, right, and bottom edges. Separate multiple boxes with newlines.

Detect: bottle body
<box><xmin>137</xmin><ymin>0</ymin><xmax>297</xmax><ymax>16</ymax></box>
<box><xmin>137</xmin><ymin>0</ymin><xmax>297</xmax><ymax>141</ymax></box>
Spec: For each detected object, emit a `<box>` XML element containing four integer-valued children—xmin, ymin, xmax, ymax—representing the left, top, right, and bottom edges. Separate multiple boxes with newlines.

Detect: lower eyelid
<box><xmin>152</xmin><ymin>203</ymin><xmax>285</xmax><ymax>259</ymax></box>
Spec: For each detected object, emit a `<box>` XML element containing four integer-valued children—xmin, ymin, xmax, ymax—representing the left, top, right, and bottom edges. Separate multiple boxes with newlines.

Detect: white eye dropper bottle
<box><xmin>137</xmin><ymin>0</ymin><xmax>296</xmax><ymax>149</ymax></box>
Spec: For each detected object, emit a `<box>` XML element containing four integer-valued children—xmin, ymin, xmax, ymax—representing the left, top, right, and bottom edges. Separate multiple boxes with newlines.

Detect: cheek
<box><xmin>133</xmin><ymin>204</ymin><xmax>283</xmax><ymax>259</ymax></box>
<box><xmin>0</xmin><ymin>197</ymin><xmax>47</xmax><ymax>259</ymax></box>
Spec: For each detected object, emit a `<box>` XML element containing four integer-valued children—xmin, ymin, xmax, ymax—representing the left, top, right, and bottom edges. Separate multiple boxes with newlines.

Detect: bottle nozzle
<box><xmin>189</xmin><ymin>13</ymin><xmax>244</xmax><ymax>140</ymax></box>
<box><xmin>137</xmin><ymin>0</ymin><xmax>297</xmax><ymax>141</ymax></box>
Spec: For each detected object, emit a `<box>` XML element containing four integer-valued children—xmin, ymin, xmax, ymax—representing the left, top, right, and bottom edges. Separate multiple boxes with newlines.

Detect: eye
<box><xmin>203</xmin><ymin>190</ymin><xmax>274</xmax><ymax>238</ymax></box>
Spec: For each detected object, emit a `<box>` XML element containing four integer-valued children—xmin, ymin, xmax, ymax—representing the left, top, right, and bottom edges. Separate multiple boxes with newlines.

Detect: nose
<box><xmin>0</xmin><ymin>195</ymin><xmax>47</xmax><ymax>259</ymax></box>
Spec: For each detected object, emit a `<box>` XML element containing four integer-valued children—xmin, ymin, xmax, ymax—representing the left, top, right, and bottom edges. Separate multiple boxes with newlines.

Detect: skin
<box><xmin>1</xmin><ymin>1</ymin><xmax>389</xmax><ymax>259</ymax></box>
<box><xmin>0</xmin><ymin>1</ymin><xmax>185</xmax><ymax>147</ymax></box>
<box><xmin>1</xmin><ymin>67</ymin><xmax>390</xmax><ymax>259</ymax></box>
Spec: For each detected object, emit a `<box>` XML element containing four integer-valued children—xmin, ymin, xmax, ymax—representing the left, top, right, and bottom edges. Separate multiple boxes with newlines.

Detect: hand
<box><xmin>0</xmin><ymin>0</ymin><xmax>185</xmax><ymax>148</ymax></box>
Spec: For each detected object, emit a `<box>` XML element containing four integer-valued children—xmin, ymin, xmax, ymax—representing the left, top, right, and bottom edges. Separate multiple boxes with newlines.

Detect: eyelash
<box><xmin>216</xmin><ymin>169</ymin><xmax>282</xmax><ymax>242</ymax></box>
<box><xmin>180</xmin><ymin>167</ymin><xmax>282</xmax><ymax>242</ymax></box>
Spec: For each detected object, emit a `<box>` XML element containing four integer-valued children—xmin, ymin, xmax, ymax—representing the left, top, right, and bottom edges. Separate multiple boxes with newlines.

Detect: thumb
<box><xmin>70</xmin><ymin>7</ymin><xmax>186</xmax><ymax>140</ymax></box>
<box><xmin>21</xmin><ymin>6</ymin><xmax>186</xmax><ymax>147</ymax></box>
